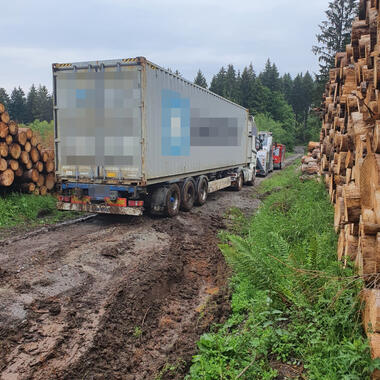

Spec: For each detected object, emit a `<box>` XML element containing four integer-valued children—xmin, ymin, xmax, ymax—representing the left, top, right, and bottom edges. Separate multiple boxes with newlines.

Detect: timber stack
<box><xmin>0</xmin><ymin>103</ymin><xmax>55</xmax><ymax>195</ymax></box>
<box><xmin>301</xmin><ymin>142</ymin><xmax>320</xmax><ymax>175</ymax></box>
<box><xmin>319</xmin><ymin>0</ymin><xmax>380</xmax><ymax>373</ymax></box>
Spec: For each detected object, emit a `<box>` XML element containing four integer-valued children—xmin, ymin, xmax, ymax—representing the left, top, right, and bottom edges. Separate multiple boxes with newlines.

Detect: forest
<box><xmin>0</xmin><ymin>62</ymin><xmax>319</xmax><ymax>152</ymax></box>
<box><xmin>194</xmin><ymin>61</ymin><xmax>322</xmax><ymax>150</ymax></box>
<box><xmin>0</xmin><ymin>85</ymin><xmax>52</xmax><ymax>124</ymax></box>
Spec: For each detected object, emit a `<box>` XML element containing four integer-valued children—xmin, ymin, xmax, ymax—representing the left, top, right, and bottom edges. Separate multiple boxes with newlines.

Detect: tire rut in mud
<box><xmin>60</xmin><ymin>214</ymin><xmax>231</xmax><ymax>380</ymax></box>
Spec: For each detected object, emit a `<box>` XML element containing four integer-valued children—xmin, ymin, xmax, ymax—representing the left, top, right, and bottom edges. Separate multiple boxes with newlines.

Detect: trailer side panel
<box><xmin>144</xmin><ymin>64</ymin><xmax>249</xmax><ymax>181</ymax></box>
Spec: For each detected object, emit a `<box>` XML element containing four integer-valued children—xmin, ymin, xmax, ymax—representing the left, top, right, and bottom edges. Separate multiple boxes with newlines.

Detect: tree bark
<box><xmin>22</xmin><ymin>169</ymin><xmax>39</xmax><ymax>183</ymax></box>
<box><xmin>344</xmin><ymin>184</ymin><xmax>362</xmax><ymax>223</ymax></box>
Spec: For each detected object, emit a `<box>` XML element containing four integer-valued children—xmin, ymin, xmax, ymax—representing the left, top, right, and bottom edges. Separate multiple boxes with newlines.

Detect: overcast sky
<box><xmin>1</xmin><ymin>0</ymin><xmax>330</xmax><ymax>93</ymax></box>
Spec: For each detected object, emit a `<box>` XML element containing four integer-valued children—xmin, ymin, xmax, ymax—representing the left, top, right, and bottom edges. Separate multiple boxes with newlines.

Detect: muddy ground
<box><xmin>0</xmin><ymin>155</ymin><xmax>300</xmax><ymax>380</ymax></box>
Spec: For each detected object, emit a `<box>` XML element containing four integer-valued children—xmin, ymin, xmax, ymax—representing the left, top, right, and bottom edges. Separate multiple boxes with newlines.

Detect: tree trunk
<box><xmin>0</xmin><ymin>158</ymin><xmax>7</xmax><ymax>172</ymax></box>
<box><xmin>8</xmin><ymin>121</ymin><xmax>18</xmax><ymax>136</ymax></box>
<box><xmin>18</xmin><ymin>127</ymin><xmax>33</xmax><ymax>140</ymax></box>
<box><xmin>0</xmin><ymin>169</ymin><xmax>14</xmax><ymax>186</ymax></box>
<box><xmin>22</xmin><ymin>169</ymin><xmax>39</xmax><ymax>183</ymax></box>
<box><xmin>21</xmin><ymin>182</ymin><xmax>35</xmax><ymax>193</ymax></box>
<box><xmin>0</xmin><ymin>111</ymin><xmax>10</xmax><ymax>124</ymax></box>
<box><xmin>34</xmin><ymin>161</ymin><xmax>43</xmax><ymax>173</ymax></box>
<box><xmin>0</xmin><ymin>142</ymin><xmax>8</xmax><ymax>157</ymax></box>
<box><xmin>39</xmin><ymin>185</ymin><xmax>47</xmax><ymax>196</ymax></box>
<box><xmin>24</xmin><ymin>141</ymin><xmax>31</xmax><ymax>153</ymax></box>
<box><xmin>45</xmin><ymin>173</ymin><xmax>55</xmax><ymax>191</ymax></box>
<box><xmin>0</xmin><ymin>122</ymin><xmax>8</xmax><ymax>138</ymax></box>
<box><xmin>5</xmin><ymin>135</ymin><xmax>12</xmax><ymax>145</ymax></box>
<box><xmin>7</xmin><ymin>159</ymin><xmax>19</xmax><ymax>171</ymax></box>
<box><xmin>30</xmin><ymin>148</ymin><xmax>40</xmax><ymax>163</ymax></box>
<box><xmin>30</xmin><ymin>136</ymin><xmax>38</xmax><ymax>147</ymax></box>
<box><xmin>16</xmin><ymin>131</ymin><xmax>27</xmax><ymax>146</ymax></box>
<box><xmin>45</xmin><ymin>160</ymin><xmax>54</xmax><ymax>173</ymax></box>
<box><xmin>36</xmin><ymin>174</ymin><xmax>45</xmax><ymax>187</ymax></box>
<box><xmin>344</xmin><ymin>184</ymin><xmax>362</xmax><ymax>223</ymax></box>
<box><xmin>14</xmin><ymin>167</ymin><xmax>23</xmax><ymax>177</ymax></box>
<box><xmin>20</xmin><ymin>151</ymin><xmax>30</xmax><ymax>165</ymax></box>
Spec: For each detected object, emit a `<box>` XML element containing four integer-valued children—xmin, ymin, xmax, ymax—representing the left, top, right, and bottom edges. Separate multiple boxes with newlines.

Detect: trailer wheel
<box><xmin>181</xmin><ymin>178</ymin><xmax>196</xmax><ymax>211</ymax></box>
<box><xmin>166</xmin><ymin>184</ymin><xmax>181</xmax><ymax>217</ymax></box>
<box><xmin>195</xmin><ymin>176</ymin><xmax>208</xmax><ymax>206</ymax></box>
<box><xmin>233</xmin><ymin>172</ymin><xmax>244</xmax><ymax>191</ymax></box>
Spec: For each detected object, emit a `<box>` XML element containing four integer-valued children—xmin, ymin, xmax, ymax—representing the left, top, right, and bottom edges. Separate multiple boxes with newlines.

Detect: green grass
<box><xmin>0</xmin><ymin>193</ymin><xmax>79</xmax><ymax>234</ymax></box>
<box><xmin>258</xmin><ymin>161</ymin><xmax>299</xmax><ymax>194</ymax></box>
<box><xmin>20</xmin><ymin>119</ymin><xmax>54</xmax><ymax>149</ymax></box>
<box><xmin>187</xmin><ymin>164</ymin><xmax>379</xmax><ymax>379</ymax></box>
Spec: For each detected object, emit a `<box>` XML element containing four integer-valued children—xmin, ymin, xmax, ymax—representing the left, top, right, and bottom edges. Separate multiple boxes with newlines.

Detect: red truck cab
<box><xmin>273</xmin><ymin>143</ymin><xmax>285</xmax><ymax>170</ymax></box>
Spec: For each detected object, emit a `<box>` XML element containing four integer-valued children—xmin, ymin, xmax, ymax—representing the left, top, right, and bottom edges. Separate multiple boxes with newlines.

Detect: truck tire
<box><xmin>150</xmin><ymin>184</ymin><xmax>181</xmax><ymax>217</ymax></box>
<box><xmin>166</xmin><ymin>184</ymin><xmax>181</xmax><ymax>217</ymax></box>
<box><xmin>233</xmin><ymin>172</ymin><xmax>244</xmax><ymax>191</ymax></box>
<box><xmin>195</xmin><ymin>176</ymin><xmax>208</xmax><ymax>206</ymax></box>
<box><xmin>181</xmin><ymin>178</ymin><xmax>196</xmax><ymax>211</ymax></box>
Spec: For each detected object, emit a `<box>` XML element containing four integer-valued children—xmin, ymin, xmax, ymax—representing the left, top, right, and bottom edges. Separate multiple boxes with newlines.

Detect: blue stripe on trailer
<box><xmin>61</xmin><ymin>183</ymin><xmax>135</xmax><ymax>193</ymax></box>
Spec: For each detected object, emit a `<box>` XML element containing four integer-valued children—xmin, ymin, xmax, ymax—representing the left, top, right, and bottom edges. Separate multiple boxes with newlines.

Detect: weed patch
<box><xmin>188</xmin><ymin>165</ymin><xmax>379</xmax><ymax>379</ymax></box>
<box><xmin>0</xmin><ymin>193</ymin><xmax>79</xmax><ymax>234</ymax></box>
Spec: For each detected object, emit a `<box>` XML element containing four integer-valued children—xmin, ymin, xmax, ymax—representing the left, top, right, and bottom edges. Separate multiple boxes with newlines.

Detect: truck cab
<box><xmin>273</xmin><ymin>143</ymin><xmax>286</xmax><ymax>170</ymax></box>
<box><xmin>256</xmin><ymin>132</ymin><xmax>273</xmax><ymax>176</ymax></box>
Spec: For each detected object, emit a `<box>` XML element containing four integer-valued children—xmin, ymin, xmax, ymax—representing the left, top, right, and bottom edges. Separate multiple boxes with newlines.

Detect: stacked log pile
<box><xmin>301</xmin><ymin>142</ymin><xmax>320</xmax><ymax>175</ymax></box>
<box><xmin>319</xmin><ymin>1</ymin><xmax>380</xmax><ymax>372</ymax></box>
<box><xmin>0</xmin><ymin>103</ymin><xmax>55</xmax><ymax>195</ymax></box>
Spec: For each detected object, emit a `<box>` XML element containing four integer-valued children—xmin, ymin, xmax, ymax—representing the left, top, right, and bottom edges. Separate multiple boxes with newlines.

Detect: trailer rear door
<box><xmin>53</xmin><ymin>60</ymin><xmax>143</xmax><ymax>182</ymax></box>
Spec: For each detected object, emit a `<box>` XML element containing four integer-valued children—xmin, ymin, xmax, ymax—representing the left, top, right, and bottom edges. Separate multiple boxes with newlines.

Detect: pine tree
<box><xmin>259</xmin><ymin>59</ymin><xmax>281</xmax><ymax>92</ymax></box>
<box><xmin>194</xmin><ymin>69</ymin><xmax>208</xmax><ymax>89</ymax></box>
<box><xmin>312</xmin><ymin>0</ymin><xmax>358</xmax><ymax>80</ymax></box>
<box><xmin>0</xmin><ymin>88</ymin><xmax>10</xmax><ymax>109</ymax></box>
<box><xmin>281</xmin><ymin>73</ymin><xmax>293</xmax><ymax>104</ymax></box>
<box><xmin>26</xmin><ymin>84</ymin><xmax>39</xmax><ymax>123</ymax></box>
<box><xmin>225</xmin><ymin>64</ymin><xmax>239</xmax><ymax>103</ymax></box>
<box><xmin>209</xmin><ymin>67</ymin><xmax>227</xmax><ymax>96</ymax></box>
<box><xmin>9</xmin><ymin>87</ymin><xmax>27</xmax><ymax>123</ymax></box>
<box><xmin>299</xmin><ymin>72</ymin><xmax>315</xmax><ymax>141</ymax></box>
<box><xmin>36</xmin><ymin>85</ymin><xmax>53</xmax><ymax>122</ymax></box>
<box><xmin>290</xmin><ymin>74</ymin><xmax>305</xmax><ymax>122</ymax></box>
<box><xmin>239</xmin><ymin>63</ymin><xmax>256</xmax><ymax>108</ymax></box>
<box><xmin>250</xmin><ymin>78</ymin><xmax>271</xmax><ymax>115</ymax></box>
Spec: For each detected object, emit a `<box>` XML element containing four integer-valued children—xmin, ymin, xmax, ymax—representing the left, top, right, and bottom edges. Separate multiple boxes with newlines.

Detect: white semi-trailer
<box><xmin>54</xmin><ymin>57</ymin><xmax>257</xmax><ymax>216</ymax></box>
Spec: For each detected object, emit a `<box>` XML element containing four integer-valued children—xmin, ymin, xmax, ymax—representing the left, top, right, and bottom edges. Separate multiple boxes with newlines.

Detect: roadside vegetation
<box><xmin>20</xmin><ymin>119</ymin><xmax>54</xmax><ymax>148</ymax></box>
<box><xmin>0</xmin><ymin>193</ymin><xmax>79</xmax><ymax>236</ymax></box>
<box><xmin>188</xmin><ymin>163</ymin><xmax>379</xmax><ymax>379</ymax></box>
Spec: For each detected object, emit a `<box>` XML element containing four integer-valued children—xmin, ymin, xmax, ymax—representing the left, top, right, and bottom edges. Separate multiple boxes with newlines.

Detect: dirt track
<box><xmin>0</xmin><ymin>155</ymin><xmax>300</xmax><ymax>380</ymax></box>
